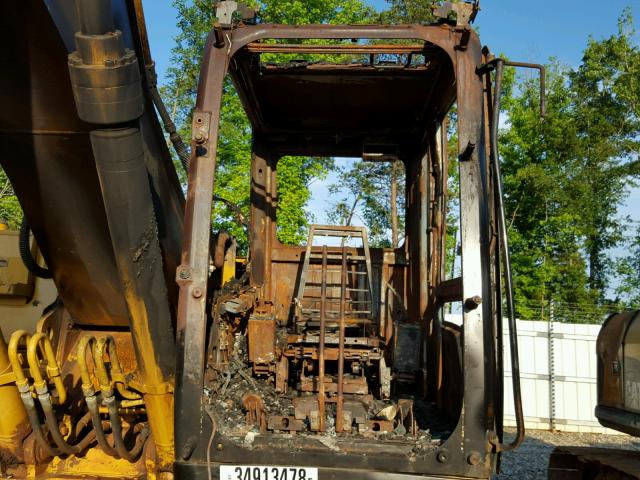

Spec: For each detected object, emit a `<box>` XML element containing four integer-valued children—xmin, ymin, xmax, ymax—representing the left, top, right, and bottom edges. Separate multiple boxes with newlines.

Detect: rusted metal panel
<box><xmin>175</xmin><ymin>30</ymin><xmax>229</xmax><ymax>463</ymax></box>
<box><xmin>245</xmin><ymin>43</ymin><xmax>429</xmax><ymax>55</ymax></box>
<box><xmin>454</xmin><ymin>27</ymin><xmax>497</xmax><ymax>473</ymax></box>
<box><xmin>247</xmin><ymin>313</ymin><xmax>276</xmax><ymax>364</ymax></box>
<box><xmin>267</xmin><ymin>416</ymin><xmax>305</xmax><ymax>432</ymax></box>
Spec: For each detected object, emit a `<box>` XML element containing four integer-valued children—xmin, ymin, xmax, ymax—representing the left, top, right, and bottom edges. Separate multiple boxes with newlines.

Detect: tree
<box><xmin>380</xmin><ymin>0</ymin><xmax>436</xmax><ymax>24</ymax></box>
<box><xmin>568</xmin><ymin>10</ymin><xmax>640</xmax><ymax>295</ymax></box>
<box><xmin>165</xmin><ymin>0</ymin><xmax>375</xmax><ymax>252</ymax></box>
<box><xmin>327</xmin><ymin>161</ymin><xmax>405</xmax><ymax>248</ymax></box>
<box><xmin>500</xmin><ymin>10</ymin><xmax>640</xmax><ymax>321</ymax></box>
<box><xmin>615</xmin><ymin>225</ymin><xmax>640</xmax><ymax>309</ymax></box>
<box><xmin>0</xmin><ymin>169</ymin><xmax>22</xmax><ymax>229</ymax></box>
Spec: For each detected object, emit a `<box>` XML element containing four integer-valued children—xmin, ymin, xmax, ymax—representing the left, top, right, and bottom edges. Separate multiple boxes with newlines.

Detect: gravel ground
<box><xmin>494</xmin><ymin>428</ymin><xmax>640</xmax><ymax>479</ymax></box>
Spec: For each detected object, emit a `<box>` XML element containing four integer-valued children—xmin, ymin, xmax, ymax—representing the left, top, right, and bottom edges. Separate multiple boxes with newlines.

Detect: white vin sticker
<box><xmin>219</xmin><ymin>466</ymin><xmax>319</xmax><ymax>480</ymax></box>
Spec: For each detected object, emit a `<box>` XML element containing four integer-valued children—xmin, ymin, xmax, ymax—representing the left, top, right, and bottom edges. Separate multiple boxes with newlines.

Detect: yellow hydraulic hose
<box><xmin>8</xmin><ymin>330</ymin><xmax>61</xmax><ymax>458</ymax></box>
<box><xmin>0</xmin><ymin>329</ymin><xmax>29</xmax><ymax>456</ymax></box>
<box><xmin>93</xmin><ymin>336</ymin><xmax>141</xmax><ymax>400</ymax></box>
<box><xmin>8</xmin><ymin>330</ymin><xmax>30</xmax><ymax>391</ymax></box>
<box><xmin>76</xmin><ymin>334</ymin><xmax>119</xmax><ymax>458</ymax></box>
<box><xmin>76</xmin><ymin>335</ymin><xmax>96</xmax><ymax>391</ymax></box>
<box><xmin>26</xmin><ymin>333</ymin><xmax>66</xmax><ymax>405</ymax></box>
<box><xmin>93</xmin><ymin>337</ymin><xmax>113</xmax><ymax>395</ymax></box>
<box><xmin>93</xmin><ymin>336</ymin><xmax>147</xmax><ymax>461</ymax></box>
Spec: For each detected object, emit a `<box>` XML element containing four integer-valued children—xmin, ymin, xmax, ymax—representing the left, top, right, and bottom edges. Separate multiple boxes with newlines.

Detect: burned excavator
<box><xmin>0</xmin><ymin>1</ymin><xmax>540</xmax><ymax>478</ymax></box>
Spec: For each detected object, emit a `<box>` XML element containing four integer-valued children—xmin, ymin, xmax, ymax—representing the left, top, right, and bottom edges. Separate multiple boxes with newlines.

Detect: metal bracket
<box><xmin>128</xmin><ymin>378</ymin><xmax>174</xmax><ymax>395</ymax></box>
<box><xmin>192</xmin><ymin>111</ymin><xmax>212</xmax><ymax>146</ymax></box>
<box><xmin>0</xmin><ymin>370</ymin><xmax>17</xmax><ymax>386</ymax></box>
<box><xmin>433</xmin><ymin>1</ymin><xmax>479</xmax><ymax>26</ymax></box>
<box><xmin>215</xmin><ymin>1</ymin><xmax>258</xmax><ymax>27</ymax></box>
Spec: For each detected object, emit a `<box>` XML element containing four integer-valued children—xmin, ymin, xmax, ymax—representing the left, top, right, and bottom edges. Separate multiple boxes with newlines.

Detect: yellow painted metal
<box><xmin>143</xmin><ymin>391</ymin><xmax>174</xmax><ymax>474</ymax></box>
<box><xmin>222</xmin><ymin>240</ymin><xmax>237</xmax><ymax>286</ymax></box>
<box><xmin>0</xmin><ymin>369</ymin><xmax>16</xmax><ymax>385</ymax></box>
<box><xmin>44</xmin><ymin>445</ymin><xmax>145</xmax><ymax>478</ymax></box>
<box><xmin>119</xmin><ymin>280</ymin><xmax>174</xmax><ymax>474</ymax></box>
<box><xmin>0</xmin><ymin>231</ymin><xmax>38</xmax><ymax>305</ymax></box>
<box><xmin>0</xmin><ymin>328</ymin><xmax>29</xmax><ymax>455</ymax></box>
<box><xmin>27</xmin><ymin>332</ymin><xmax>66</xmax><ymax>404</ymax></box>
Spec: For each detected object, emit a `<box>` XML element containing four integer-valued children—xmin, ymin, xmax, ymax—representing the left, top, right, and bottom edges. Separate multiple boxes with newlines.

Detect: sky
<box><xmin>141</xmin><ymin>0</ymin><xmax>639</xmax><ymax>223</ymax></box>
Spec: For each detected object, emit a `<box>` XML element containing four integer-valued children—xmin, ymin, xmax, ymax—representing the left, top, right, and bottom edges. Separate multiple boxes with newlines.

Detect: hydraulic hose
<box><xmin>93</xmin><ymin>336</ymin><xmax>140</xmax><ymax>401</ymax></box>
<box><xmin>150</xmin><ymin>81</ymin><xmax>191</xmax><ymax>172</ymax></box>
<box><xmin>26</xmin><ymin>333</ymin><xmax>96</xmax><ymax>455</ymax></box>
<box><xmin>39</xmin><ymin>390</ymin><xmax>95</xmax><ymax>455</ymax></box>
<box><xmin>144</xmin><ymin>64</ymin><xmax>190</xmax><ymax>173</ymax></box>
<box><xmin>8</xmin><ymin>330</ymin><xmax>60</xmax><ymax>458</ymax></box>
<box><xmin>133</xmin><ymin>0</ymin><xmax>190</xmax><ymax>174</ymax></box>
<box><xmin>19</xmin><ymin>218</ymin><xmax>52</xmax><ymax>279</ymax></box>
<box><xmin>104</xmin><ymin>395</ymin><xmax>149</xmax><ymax>461</ymax></box>
<box><xmin>94</xmin><ymin>337</ymin><xmax>148</xmax><ymax>461</ymax></box>
<box><xmin>27</xmin><ymin>333</ymin><xmax>66</xmax><ymax>405</ymax></box>
<box><xmin>77</xmin><ymin>335</ymin><xmax>118</xmax><ymax>457</ymax></box>
<box><xmin>22</xmin><ymin>389</ymin><xmax>61</xmax><ymax>458</ymax></box>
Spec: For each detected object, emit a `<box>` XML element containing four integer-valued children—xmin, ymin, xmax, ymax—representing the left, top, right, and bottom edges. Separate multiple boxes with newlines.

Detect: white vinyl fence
<box><xmin>445</xmin><ymin>315</ymin><xmax>621</xmax><ymax>434</ymax></box>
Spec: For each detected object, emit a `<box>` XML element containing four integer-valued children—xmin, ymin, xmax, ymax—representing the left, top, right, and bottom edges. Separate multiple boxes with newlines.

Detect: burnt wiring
<box><xmin>205</xmin><ymin>269</ymin><xmax>254</xmax><ymax>394</ymax></box>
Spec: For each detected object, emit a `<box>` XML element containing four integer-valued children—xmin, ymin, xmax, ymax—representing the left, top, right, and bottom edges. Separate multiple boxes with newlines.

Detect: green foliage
<box><xmin>615</xmin><ymin>226</ymin><xmax>640</xmax><ymax>309</ymax></box>
<box><xmin>327</xmin><ymin>161</ymin><xmax>405</xmax><ymax>248</ymax></box>
<box><xmin>0</xmin><ymin>169</ymin><xmax>22</xmax><ymax>229</ymax></box>
<box><xmin>276</xmin><ymin>157</ymin><xmax>334</xmax><ymax>245</ymax></box>
<box><xmin>500</xmin><ymin>10</ymin><xmax>640</xmax><ymax>322</ymax></box>
<box><xmin>257</xmin><ymin>0</ymin><xmax>375</xmax><ymax>24</ymax></box>
<box><xmin>569</xmin><ymin>10</ymin><xmax>640</xmax><ymax>295</ymax></box>
<box><xmin>444</xmin><ymin>111</ymin><xmax>459</xmax><ymax>279</ymax></box>
<box><xmin>379</xmin><ymin>0</ymin><xmax>437</xmax><ymax>24</ymax></box>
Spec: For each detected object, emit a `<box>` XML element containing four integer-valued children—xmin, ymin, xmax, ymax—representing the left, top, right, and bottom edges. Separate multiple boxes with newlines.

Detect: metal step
<box><xmin>294</xmin><ymin>224</ymin><xmax>376</xmax><ymax>339</ymax></box>
<box><xmin>302</xmin><ymin>308</ymin><xmax>372</xmax><ymax>315</ymax></box>
<box><xmin>309</xmin><ymin>253</ymin><xmax>367</xmax><ymax>261</ymax></box>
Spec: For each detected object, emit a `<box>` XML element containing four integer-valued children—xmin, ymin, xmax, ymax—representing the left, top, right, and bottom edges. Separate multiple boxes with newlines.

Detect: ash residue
<box><xmin>205</xmin><ymin>334</ymin><xmax>295</xmax><ymax>439</ymax></box>
<box><xmin>211</xmin><ymin>373</ymin><xmax>295</xmax><ymax>438</ymax></box>
<box><xmin>203</xmin><ymin>335</ymin><xmax>446</xmax><ymax>452</ymax></box>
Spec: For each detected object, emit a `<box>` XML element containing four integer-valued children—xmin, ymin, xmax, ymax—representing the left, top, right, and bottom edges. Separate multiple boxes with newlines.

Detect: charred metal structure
<box><xmin>0</xmin><ymin>1</ymin><xmax>530</xmax><ymax>479</ymax></box>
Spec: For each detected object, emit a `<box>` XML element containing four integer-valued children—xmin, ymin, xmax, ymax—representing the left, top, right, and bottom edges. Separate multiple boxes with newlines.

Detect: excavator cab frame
<box><xmin>174</xmin><ymin>14</ymin><xmax>515</xmax><ymax>480</ymax></box>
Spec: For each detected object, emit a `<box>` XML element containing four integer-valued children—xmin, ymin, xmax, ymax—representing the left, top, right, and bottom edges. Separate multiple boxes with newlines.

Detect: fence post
<box><xmin>548</xmin><ymin>300</ymin><xmax>556</xmax><ymax>431</ymax></box>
